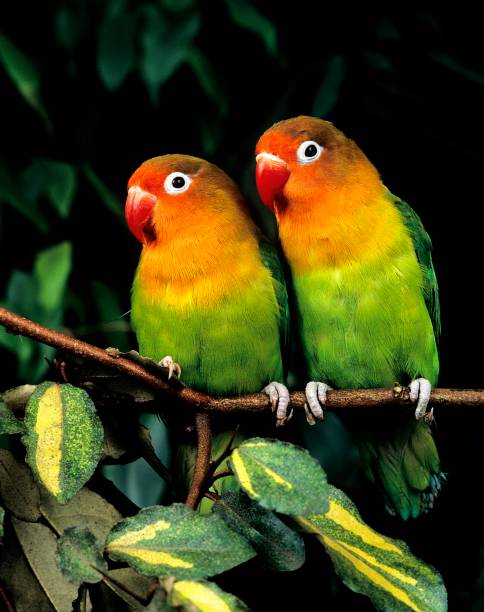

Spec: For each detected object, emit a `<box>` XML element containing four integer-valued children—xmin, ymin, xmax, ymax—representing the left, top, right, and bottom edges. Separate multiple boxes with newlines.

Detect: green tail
<box><xmin>358</xmin><ymin>419</ymin><xmax>444</xmax><ymax>520</ymax></box>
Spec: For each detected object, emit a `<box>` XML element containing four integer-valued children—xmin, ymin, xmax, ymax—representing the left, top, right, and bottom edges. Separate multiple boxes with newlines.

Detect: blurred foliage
<box><xmin>2</xmin><ymin>2</ymin><xmax>484</xmax><ymax>608</ymax></box>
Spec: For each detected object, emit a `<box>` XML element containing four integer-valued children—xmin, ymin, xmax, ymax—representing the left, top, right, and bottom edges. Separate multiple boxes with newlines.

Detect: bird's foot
<box><xmin>263</xmin><ymin>382</ymin><xmax>291</xmax><ymax>427</ymax></box>
<box><xmin>304</xmin><ymin>381</ymin><xmax>330</xmax><ymax>425</ymax></box>
<box><xmin>159</xmin><ymin>355</ymin><xmax>182</xmax><ymax>379</ymax></box>
<box><xmin>409</xmin><ymin>378</ymin><xmax>433</xmax><ymax>421</ymax></box>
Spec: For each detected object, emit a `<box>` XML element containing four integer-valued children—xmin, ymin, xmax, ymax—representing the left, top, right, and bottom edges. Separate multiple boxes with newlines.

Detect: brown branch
<box><xmin>0</xmin><ymin>582</ymin><xmax>16</xmax><ymax>612</ymax></box>
<box><xmin>1</xmin><ymin>307</ymin><xmax>484</xmax><ymax>415</ymax></box>
<box><xmin>185</xmin><ymin>413</ymin><xmax>212</xmax><ymax>508</ymax></box>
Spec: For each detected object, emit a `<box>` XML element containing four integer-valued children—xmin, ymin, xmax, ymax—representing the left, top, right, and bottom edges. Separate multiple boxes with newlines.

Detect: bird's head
<box><xmin>255</xmin><ymin>116</ymin><xmax>377</xmax><ymax>215</ymax></box>
<box><xmin>126</xmin><ymin>154</ymin><xmax>246</xmax><ymax>245</ymax></box>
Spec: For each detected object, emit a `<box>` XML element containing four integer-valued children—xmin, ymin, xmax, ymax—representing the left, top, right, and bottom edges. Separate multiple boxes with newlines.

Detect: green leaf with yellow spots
<box><xmin>229</xmin><ymin>438</ymin><xmax>328</xmax><ymax>515</ymax></box>
<box><xmin>23</xmin><ymin>382</ymin><xmax>104</xmax><ymax>504</ymax></box>
<box><xmin>296</xmin><ymin>485</ymin><xmax>447</xmax><ymax>612</ymax></box>
<box><xmin>105</xmin><ymin>503</ymin><xmax>256</xmax><ymax>580</ymax></box>
<box><xmin>169</xmin><ymin>579</ymin><xmax>248</xmax><ymax>611</ymax></box>
<box><xmin>56</xmin><ymin>527</ymin><xmax>107</xmax><ymax>584</ymax></box>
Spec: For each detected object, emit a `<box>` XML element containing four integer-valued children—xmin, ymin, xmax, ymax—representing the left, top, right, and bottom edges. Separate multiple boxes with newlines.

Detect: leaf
<box><xmin>0</xmin><ymin>34</ymin><xmax>49</xmax><ymax>126</ymax></box>
<box><xmin>185</xmin><ymin>47</ymin><xmax>228</xmax><ymax>116</ymax></box>
<box><xmin>23</xmin><ymin>382</ymin><xmax>104</xmax><ymax>504</ymax></box>
<box><xmin>0</xmin><ymin>505</ymin><xmax>4</xmax><ymax>541</ymax></box>
<box><xmin>83</xmin><ymin>163</ymin><xmax>124</xmax><ymax>220</ymax></box>
<box><xmin>23</xmin><ymin>159</ymin><xmax>77</xmax><ymax>218</ymax></box>
<box><xmin>34</xmin><ymin>241</ymin><xmax>73</xmax><ymax>313</ymax></box>
<box><xmin>144</xmin><ymin>588</ymin><xmax>171</xmax><ymax>611</ymax></box>
<box><xmin>2</xmin><ymin>384</ymin><xmax>36</xmax><ymax>412</ymax></box>
<box><xmin>56</xmin><ymin>527</ymin><xmax>107</xmax><ymax>584</ymax></box>
<box><xmin>229</xmin><ymin>437</ymin><xmax>329</xmax><ymax>515</ymax></box>
<box><xmin>140</xmin><ymin>7</ymin><xmax>201</xmax><ymax>102</ymax></box>
<box><xmin>0</xmin><ymin>516</ymin><xmax>57</xmax><ymax>611</ymax></box>
<box><xmin>296</xmin><ymin>486</ymin><xmax>447</xmax><ymax>612</ymax></box>
<box><xmin>312</xmin><ymin>55</ymin><xmax>347</xmax><ymax>117</ymax></box>
<box><xmin>103</xmin><ymin>568</ymin><xmax>157</xmax><ymax>609</ymax></box>
<box><xmin>223</xmin><ymin>0</ymin><xmax>277</xmax><ymax>55</ymax></box>
<box><xmin>40</xmin><ymin>486</ymin><xmax>122</xmax><ymax>541</ymax></box>
<box><xmin>98</xmin><ymin>12</ymin><xmax>136</xmax><ymax>90</ymax></box>
<box><xmin>0</xmin><ymin>448</ymin><xmax>41</xmax><ymax>521</ymax></box>
<box><xmin>106</xmin><ymin>503</ymin><xmax>256</xmax><ymax>579</ymax></box>
<box><xmin>214</xmin><ymin>491</ymin><xmax>305</xmax><ymax>571</ymax></box>
<box><xmin>0</xmin><ymin>397</ymin><xmax>24</xmax><ymax>434</ymax></box>
<box><xmin>12</xmin><ymin>516</ymin><xmax>79</xmax><ymax>611</ymax></box>
<box><xmin>169</xmin><ymin>579</ymin><xmax>249</xmax><ymax>611</ymax></box>
<box><xmin>0</xmin><ymin>160</ymin><xmax>49</xmax><ymax>232</ymax></box>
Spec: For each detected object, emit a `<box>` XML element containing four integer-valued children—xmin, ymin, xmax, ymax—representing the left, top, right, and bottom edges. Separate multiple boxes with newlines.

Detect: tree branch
<box><xmin>1</xmin><ymin>307</ymin><xmax>483</xmax><ymax>414</ymax></box>
<box><xmin>185</xmin><ymin>413</ymin><xmax>212</xmax><ymax>508</ymax></box>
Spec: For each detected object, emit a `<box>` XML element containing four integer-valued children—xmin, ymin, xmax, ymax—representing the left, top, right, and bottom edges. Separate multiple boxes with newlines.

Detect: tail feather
<box><xmin>359</xmin><ymin>420</ymin><xmax>444</xmax><ymax>520</ymax></box>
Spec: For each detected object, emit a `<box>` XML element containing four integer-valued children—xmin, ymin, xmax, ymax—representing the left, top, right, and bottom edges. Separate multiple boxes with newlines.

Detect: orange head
<box><xmin>126</xmin><ymin>154</ymin><xmax>249</xmax><ymax>246</ymax></box>
<box><xmin>255</xmin><ymin>116</ymin><xmax>379</xmax><ymax>216</ymax></box>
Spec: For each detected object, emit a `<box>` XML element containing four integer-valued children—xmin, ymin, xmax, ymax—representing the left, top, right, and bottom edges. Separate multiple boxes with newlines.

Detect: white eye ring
<box><xmin>296</xmin><ymin>140</ymin><xmax>324</xmax><ymax>164</ymax></box>
<box><xmin>164</xmin><ymin>172</ymin><xmax>192</xmax><ymax>195</ymax></box>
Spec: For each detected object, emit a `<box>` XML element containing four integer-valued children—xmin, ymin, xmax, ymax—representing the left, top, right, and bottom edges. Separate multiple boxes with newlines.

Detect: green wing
<box><xmin>393</xmin><ymin>198</ymin><xmax>441</xmax><ymax>342</ymax></box>
<box><xmin>257</xmin><ymin>234</ymin><xmax>290</xmax><ymax>373</ymax></box>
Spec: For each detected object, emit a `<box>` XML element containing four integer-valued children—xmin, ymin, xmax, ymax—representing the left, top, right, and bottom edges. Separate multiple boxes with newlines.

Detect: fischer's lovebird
<box><xmin>125</xmin><ymin>154</ymin><xmax>290</xmax><ymax>502</ymax></box>
<box><xmin>255</xmin><ymin>116</ymin><xmax>443</xmax><ymax>519</ymax></box>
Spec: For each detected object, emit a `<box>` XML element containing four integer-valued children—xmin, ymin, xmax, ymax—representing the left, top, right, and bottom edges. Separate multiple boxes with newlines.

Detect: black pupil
<box><xmin>172</xmin><ymin>176</ymin><xmax>185</xmax><ymax>189</ymax></box>
<box><xmin>305</xmin><ymin>144</ymin><xmax>317</xmax><ymax>157</ymax></box>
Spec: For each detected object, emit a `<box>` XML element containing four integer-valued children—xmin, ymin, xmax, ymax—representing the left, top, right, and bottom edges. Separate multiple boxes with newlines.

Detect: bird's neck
<box><xmin>134</xmin><ymin>214</ymin><xmax>263</xmax><ymax>308</ymax></box>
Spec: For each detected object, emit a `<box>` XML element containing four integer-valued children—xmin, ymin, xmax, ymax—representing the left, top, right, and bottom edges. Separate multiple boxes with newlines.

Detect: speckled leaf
<box><xmin>0</xmin><ymin>397</ymin><xmax>24</xmax><ymax>434</ymax></box>
<box><xmin>106</xmin><ymin>503</ymin><xmax>255</xmax><ymax>579</ymax></box>
<box><xmin>23</xmin><ymin>382</ymin><xmax>104</xmax><ymax>504</ymax></box>
<box><xmin>169</xmin><ymin>579</ymin><xmax>248</xmax><ymax>611</ymax></box>
<box><xmin>56</xmin><ymin>527</ymin><xmax>107</xmax><ymax>584</ymax></box>
<box><xmin>229</xmin><ymin>438</ymin><xmax>328</xmax><ymax>515</ymax></box>
<box><xmin>214</xmin><ymin>491</ymin><xmax>305</xmax><ymax>571</ymax></box>
<box><xmin>296</xmin><ymin>485</ymin><xmax>447</xmax><ymax>612</ymax></box>
<box><xmin>0</xmin><ymin>448</ymin><xmax>41</xmax><ymax>521</ymax></box>
<box><xmin>0</xmin><ymin>505</ymin><xmax>4</xmax><ymax>540</ymax></box>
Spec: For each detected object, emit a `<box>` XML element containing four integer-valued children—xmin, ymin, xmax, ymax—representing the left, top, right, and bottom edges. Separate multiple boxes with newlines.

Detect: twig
<box><xmin>211</xmin><ymin>469</ymin><xmax>234</xmax><ymax>483</ymax></box>
<box><xmin>2</xmin><ymin>307</ymin><xmax>484</xmax><ymax>414</ymax></box>
<box><xmin>0</xmin><ymin>582</ymin><xmax>16</xmax><ymax>612</ymax></box>
<box><xmin>185</xmin><ymin>413</ymin><xmax>212</xmax><ymax>508</ymax></box>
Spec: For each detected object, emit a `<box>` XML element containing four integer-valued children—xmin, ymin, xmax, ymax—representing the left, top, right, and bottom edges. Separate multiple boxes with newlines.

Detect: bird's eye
<box><xmin>296</xmin><ymin>140</ymin><xmax>323</xmax><ymax>164</ymax></box>
<box><xmin>164</xmin><ymin>172</ymin><xmax>192</xmax><ymax>195</ymax></box>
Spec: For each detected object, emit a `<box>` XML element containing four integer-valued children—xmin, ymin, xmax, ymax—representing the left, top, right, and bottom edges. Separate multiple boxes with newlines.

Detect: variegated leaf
<box><xmin>23</xmin><ymin>382</ymin><xmax>104</xmax><ymax>503</ymax></box>
<box><xmin>296</xmin><ymin>485</ymin><xmax>447</xmax><ymax>611</ymax></box>
<box><xmin>229</xmin><ymin>437</ymin><xmax>328</xmax><ymax>515</ymax></box>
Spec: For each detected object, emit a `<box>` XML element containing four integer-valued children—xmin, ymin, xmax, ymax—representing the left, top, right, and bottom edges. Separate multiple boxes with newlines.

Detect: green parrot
<box><xmin>255</xmin><ymin>116</ymin><xmax>443</xmax><ymax>519</ymax></box>
<box><xmin>125</xmin><ymin>154</ymin><xmax>290</xmax><ymax>505</ymax></box>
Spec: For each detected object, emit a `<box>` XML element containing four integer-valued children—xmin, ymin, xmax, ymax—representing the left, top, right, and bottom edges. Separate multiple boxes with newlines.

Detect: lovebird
<box><xmin>255</xmin><ymin>116</ymin><xmax>443</xmax><ymax>519</ymax></box>
<box><xmin>125</xmin><ymin>154</ymin><xmax>289</xmax><ymax>502</ymax></box>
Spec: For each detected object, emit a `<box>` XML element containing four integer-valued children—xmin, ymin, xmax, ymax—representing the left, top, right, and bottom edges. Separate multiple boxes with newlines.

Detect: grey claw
<box><xmin>159</xmin><ymin>355</ymin><xmax>182</xmax><ymax>379</ymax></box>
<box><xmin>409</xmin><ymin>378</ymin><xmax>432</xmax><ymax>419</ymax></box>
<box><xmin>304</xmin><ymin>381</ymin><xmax>330</xmax><ymax>425</ymax></box>
<box><xmin>263</xmin><ymin>382</ymin><xmax>290</xmax><ymax>426</ymax></box>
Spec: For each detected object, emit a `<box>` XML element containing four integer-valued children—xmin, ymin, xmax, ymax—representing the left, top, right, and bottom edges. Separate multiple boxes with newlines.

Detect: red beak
<box><xmin>125</xmin><ymin>186</ymin><xmax>157</xmax><ymax>243</ymax></box>
<box><xmin>256</xmin><ymin>153</ymin><xmax>290</xmax><ymax>209</ymax></box>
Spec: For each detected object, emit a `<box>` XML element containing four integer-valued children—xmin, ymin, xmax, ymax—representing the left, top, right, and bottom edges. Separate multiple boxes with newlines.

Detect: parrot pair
<box><xmin>125</xmin><ymin>116</ymin><xmax>443</xmax><ymax>520</ymax></box>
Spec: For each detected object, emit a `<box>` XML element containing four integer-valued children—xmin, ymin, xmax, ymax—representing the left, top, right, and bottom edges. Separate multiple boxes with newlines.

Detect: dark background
<box><xmin>1</xmin><ymin>3</ymin><xmax>483</xmax><ymax>609</ymax></box>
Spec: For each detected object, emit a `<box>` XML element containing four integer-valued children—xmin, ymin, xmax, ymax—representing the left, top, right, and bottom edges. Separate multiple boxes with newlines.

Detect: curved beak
<box><xmin>256</xmin><ymin>153</ymin><xmax>290</xmax><ymax>209</ymax></box>
<box><xmin>125</xmin><ymin>186</ymin><xmax>157</xmax><ymax>243</ymax></box>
